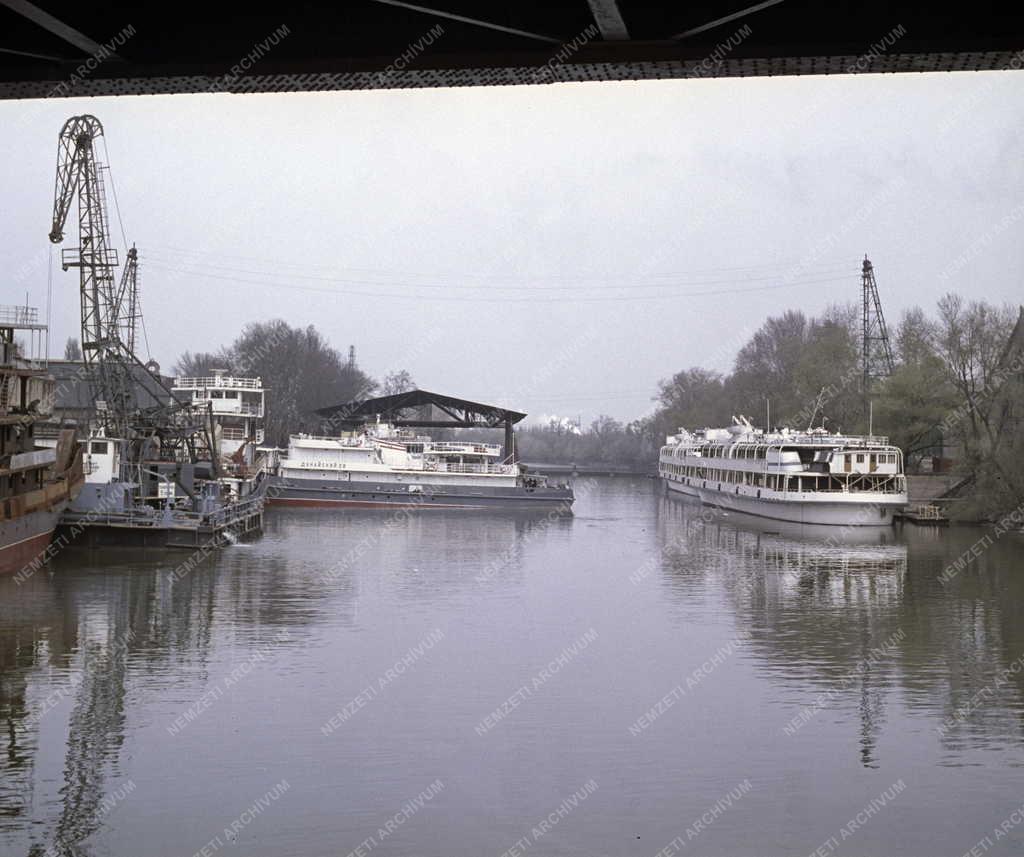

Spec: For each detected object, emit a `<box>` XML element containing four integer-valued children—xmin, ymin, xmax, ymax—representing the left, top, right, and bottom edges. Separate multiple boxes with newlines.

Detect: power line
<box><xmin>142</xmin><ymin>243</ymin><xmax>856</xmax><ymax>283</ymax></box>
<box><xmin>140</xmin><ymin>260</ymin><xmax>853</xmax><ymax>303</ymax></box>
<box><xmin>140</xmin><ymin>252</ymin><xmax>854</xmax><ymax>292</ymax></box>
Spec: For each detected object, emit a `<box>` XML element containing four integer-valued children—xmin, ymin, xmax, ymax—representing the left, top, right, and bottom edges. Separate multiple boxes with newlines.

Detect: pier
<box><xmin>895</xmin><ymin>474</ymin><xmax>968</xmax><ymax>525</ymax></box>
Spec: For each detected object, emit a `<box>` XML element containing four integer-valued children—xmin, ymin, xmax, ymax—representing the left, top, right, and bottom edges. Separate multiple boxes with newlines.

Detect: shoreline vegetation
<box><xmin>516</xmin><ymin>296</ymin><xmax>1024</xmax><ymax>523</ymax></box>
<box><xmin>174</xmin><ymin>298</ymin><xmax>1024</xmax><ymax>523</ymax></box>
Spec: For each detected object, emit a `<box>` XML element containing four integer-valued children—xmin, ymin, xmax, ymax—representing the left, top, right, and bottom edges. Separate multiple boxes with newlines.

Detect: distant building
<box><xmin>39</xmin><ymin>359</ymin><xmax>174</xmax><ymax>437</ymax></box>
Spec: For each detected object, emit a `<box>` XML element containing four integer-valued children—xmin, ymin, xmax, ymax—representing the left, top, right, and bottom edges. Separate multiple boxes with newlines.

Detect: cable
<box><xmin>140</xmin><ymin>252</ymin><xmax>854</xmax><ymax>293</ymax></box>
<box><xmin>140</xmin><ymin>259</ymin><xmax>852</xmax><ymax>303</ymax></box>
<box><xmin>143</xmin><ymin>243</ymin><xmax>856</xmax><ymax>283</ymax></box>
<box><xmin>140</xmin><ymin>313</ymin><xmax>153</xmax><ymax>361</ymax></box>
<box><xmin>46</xmin><ymin>244</ymin><xmax>52</xmax><ymax>361</ymax></box>
<box><xmin>100</xmin><ymin>136</ymin><xmax>129</xmax><ymax>249</ymax></box>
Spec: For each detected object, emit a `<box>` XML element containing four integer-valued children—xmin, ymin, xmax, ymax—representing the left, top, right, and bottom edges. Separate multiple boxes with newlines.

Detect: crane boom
<box><xmin>115</xmin><ymin>244</ymin><xmax>140</xmax><ymax>354</ymax></box>
<box><xmin>49</xmin><ymin>114</ymin><xmax>136</xmax><ymax>436</ymax></box>
<box><xmin>47</xmin><ymin>115</ymin><xmax>220</xmax><ymax>476</ymax></box>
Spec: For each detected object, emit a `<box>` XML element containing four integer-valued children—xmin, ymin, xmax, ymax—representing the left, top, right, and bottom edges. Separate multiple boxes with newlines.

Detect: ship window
<box><xmin>90</xmin><ymin>441</ymin><xmax>109</xmax><ymax>455</ymax></box>
<box><xmin>856</xmin><ymin>454</ymin><xmax>864</xmax><ymax>463</ymax></box>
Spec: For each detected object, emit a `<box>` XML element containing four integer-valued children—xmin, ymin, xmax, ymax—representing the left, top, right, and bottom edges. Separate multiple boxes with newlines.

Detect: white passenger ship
<box><xmin>272</xmin><ymin>422</ymin><xmax>573</xmax><ymax>510</ymax></box>
<box><xmin>659</xmin><ymin>417</ymin><xmax>907</xmax><ymax>525</ymax></box>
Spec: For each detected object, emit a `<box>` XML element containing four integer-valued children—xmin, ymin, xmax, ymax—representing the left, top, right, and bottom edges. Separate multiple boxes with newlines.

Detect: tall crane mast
<box><xmin>49</xmin><ymin>114</ymin><xmax>136</xmax><ymax>438</ymax></box>
<box><xmin>861</xmin><ymin>255</ymin><xmax>895</xmax><ymax>392</ymax></box>
<box><xmin>48</xmin><ymin>114</ymin><xmax>217</xmax><ymax>477</ymax></box>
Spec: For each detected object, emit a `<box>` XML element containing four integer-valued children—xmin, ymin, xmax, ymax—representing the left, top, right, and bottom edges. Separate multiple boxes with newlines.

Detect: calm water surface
<box><xmin>2</xmin><ymin>477</ymin><xmax>1023</xmax><ymax>856</ymax></box>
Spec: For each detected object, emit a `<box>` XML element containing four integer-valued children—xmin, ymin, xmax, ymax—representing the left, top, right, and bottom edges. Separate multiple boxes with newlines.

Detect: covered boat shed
<box><xmin>316</xmin><ymin>389</ymin><xmax>526</xmax><ymax>462</ymax></box>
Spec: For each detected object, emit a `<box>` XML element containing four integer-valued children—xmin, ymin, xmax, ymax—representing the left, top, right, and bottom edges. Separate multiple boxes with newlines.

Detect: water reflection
<box><xmin>656</xmin><ymin>492</ymin><xmax>1024</xmax><ymax>766</ymax></box>
<box><xmin>0</xmin><ymin>506</ymin><xmax>564</xmax><ymax>855</ymax></box>
<box><xmin>0</xmin><ymin>535</ymin><xmax>361</xmax><ymax>856</ymax></box>
<box><xmin>1</xmin><ymin>488</ymin><xmax>1022</xmax><ymax>856</ymax></box>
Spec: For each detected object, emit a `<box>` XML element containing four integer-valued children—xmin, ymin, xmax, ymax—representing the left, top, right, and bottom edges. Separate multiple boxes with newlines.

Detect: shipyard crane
<box><xmin>49</xmin><ymin>115</ymin><xmax>136</xmax><ymax>438</ymax></box>
<box><xmin>48</xmin><ymin>114</ymin><xmax>218</xmax><ymax>478</ymax></box>
<box><xmin>115</xmin><ymin>244</ymin><xmax>141</xmax><ymax>355</ymax></box>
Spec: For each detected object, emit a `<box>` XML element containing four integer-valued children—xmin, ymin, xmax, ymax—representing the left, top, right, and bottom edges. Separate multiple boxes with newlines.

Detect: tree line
<box><xmin>160</xmin><ymin>303</ymin><xmax>1023</xmax><ymax>520</ymax></box>
<box><xmin>520</xmin><ymin>296</ymin><xmax>1024</xmax><ymax>521</ymax></box>
<box><xmin>174</xmin><ymin>320</ymin><xmax>414</xmax><ymax>446</ymax></box>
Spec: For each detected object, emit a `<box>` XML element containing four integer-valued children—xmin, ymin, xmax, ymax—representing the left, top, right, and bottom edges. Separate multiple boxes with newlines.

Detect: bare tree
<box><xmin>380</xmin><ymin>370</ymin><xmax>416</xmax><ymax>396</ymax></box>
<box><xmin>179</xmin><ymin>320</ymin><xmax>378</xmax><ymax>445</ymax></box>
<box><xmin>173</xmin><ymin>350</ymin><xmax>227</xmax><ymax>378</ymax></box>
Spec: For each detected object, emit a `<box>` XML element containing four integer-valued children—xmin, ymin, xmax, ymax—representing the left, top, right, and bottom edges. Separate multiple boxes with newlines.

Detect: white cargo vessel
<box><xmin>659</xmin><ymin>417</ymin><xmax>907</xmax><ymax>525</ymax></box>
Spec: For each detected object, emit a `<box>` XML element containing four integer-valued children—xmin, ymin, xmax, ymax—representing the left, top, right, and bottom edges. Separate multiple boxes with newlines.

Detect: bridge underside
<box><xmin>1</xmin><ymin>1</ymin><xmax>1022</xmax><ymax>101</ymax></box>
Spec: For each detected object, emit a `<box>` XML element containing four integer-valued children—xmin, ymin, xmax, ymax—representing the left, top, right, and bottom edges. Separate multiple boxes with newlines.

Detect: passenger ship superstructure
<box><xmin>272</xmin><ymin>422</ymin><xmax>573</xmax><ymax>510</ymax></box>
<box><xmin>172</xmin><ymin>371</ymin><xmax>265</xmax><ymax>468</ymax></box>
<box><xmin>659</xmin><ymin>417</ymin><xmax>907</xmax><ymax>525</ymax></box>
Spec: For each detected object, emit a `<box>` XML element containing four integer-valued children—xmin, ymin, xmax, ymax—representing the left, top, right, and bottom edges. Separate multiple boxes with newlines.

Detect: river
<box><xmin>1</xmin><ymin>477</ymin><xmax>1022</xmax><ymax>856</ymax></box>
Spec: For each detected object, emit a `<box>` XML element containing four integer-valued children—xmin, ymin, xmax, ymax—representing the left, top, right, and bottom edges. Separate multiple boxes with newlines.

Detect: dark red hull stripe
<box><xmin>0</xmin><ymin>528</ymin><xmax>57</xmax><ymax>576</ymax></box>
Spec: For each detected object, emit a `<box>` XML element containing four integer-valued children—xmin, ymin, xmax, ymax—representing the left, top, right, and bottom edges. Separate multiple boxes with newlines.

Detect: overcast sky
<box><xmin>3</xmin><ymin>71</ymin><xmax>1022</xmax><ymax>424</ymax></box>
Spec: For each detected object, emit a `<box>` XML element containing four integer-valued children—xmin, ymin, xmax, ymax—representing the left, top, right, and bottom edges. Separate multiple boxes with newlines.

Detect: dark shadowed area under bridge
<box><xmin>1</xmin><ymin>1</ymin><xmax>1022</xmax><ymax>100</ymax></box>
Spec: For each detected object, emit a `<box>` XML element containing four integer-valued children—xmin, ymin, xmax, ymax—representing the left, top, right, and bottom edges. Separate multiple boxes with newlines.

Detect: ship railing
<box><xmin>290</xmin><ymin>434</ymin><xmax>364</xmax><ymax>445</ymax></box>
<box><xmin>72</xmin><ymin>495</ymin><xmax>265</xmax><ymax>530</ymax></box>
<box><xmin>173</xmin><ymin>376</ymin><xmax>263</xmax><ymax>390</ymax></box>
<box><xmin>204</xmin><ymin>495</ymin><xmax>265</xmax><ymax>527</ymax></box>
<box><xmin>203</xmin><ymin>401</ymin><xmax>264</xmax><ymax>416</ymax></box>
<box><xmin>0</xmin><ymin>305</ymin><xmax>40</xmax><ymax>326</ymax></box>
<box><xmin>769</xmin><ymin>434</ymin><xmax>892</xmax><ymax>447</ymax></box>
<box><xmin>428</xmin><ymin>441</ymin><xmax>502</xmax><ymax>455</ymax></box>
<box><xmin>435</xmin><ymin>462</ymin><xmax>515</xmax><ymax>475</ymax></box>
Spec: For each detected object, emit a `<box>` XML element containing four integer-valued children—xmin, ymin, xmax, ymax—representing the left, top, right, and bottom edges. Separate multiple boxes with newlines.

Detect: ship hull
<box><xmin>267</xmin><ymin>476</ymin><xmax>574</xmax><ymax>510</ymax></box>
<box><xmin>0</xmin><ymin>506</ymin><xmax>64</xmax><ymax>576</ymax></box>
<box><xmin>664</xmin><ymin>477</ymin><xmax>903</xmax><ymax>526</ymax></box>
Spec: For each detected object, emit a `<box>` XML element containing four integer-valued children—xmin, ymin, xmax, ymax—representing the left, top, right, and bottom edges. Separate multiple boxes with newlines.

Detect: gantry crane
<box><xmin>48</xmin><ymin>114</ymin><xmax>218</xmax><ymax>483</ymax></box>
